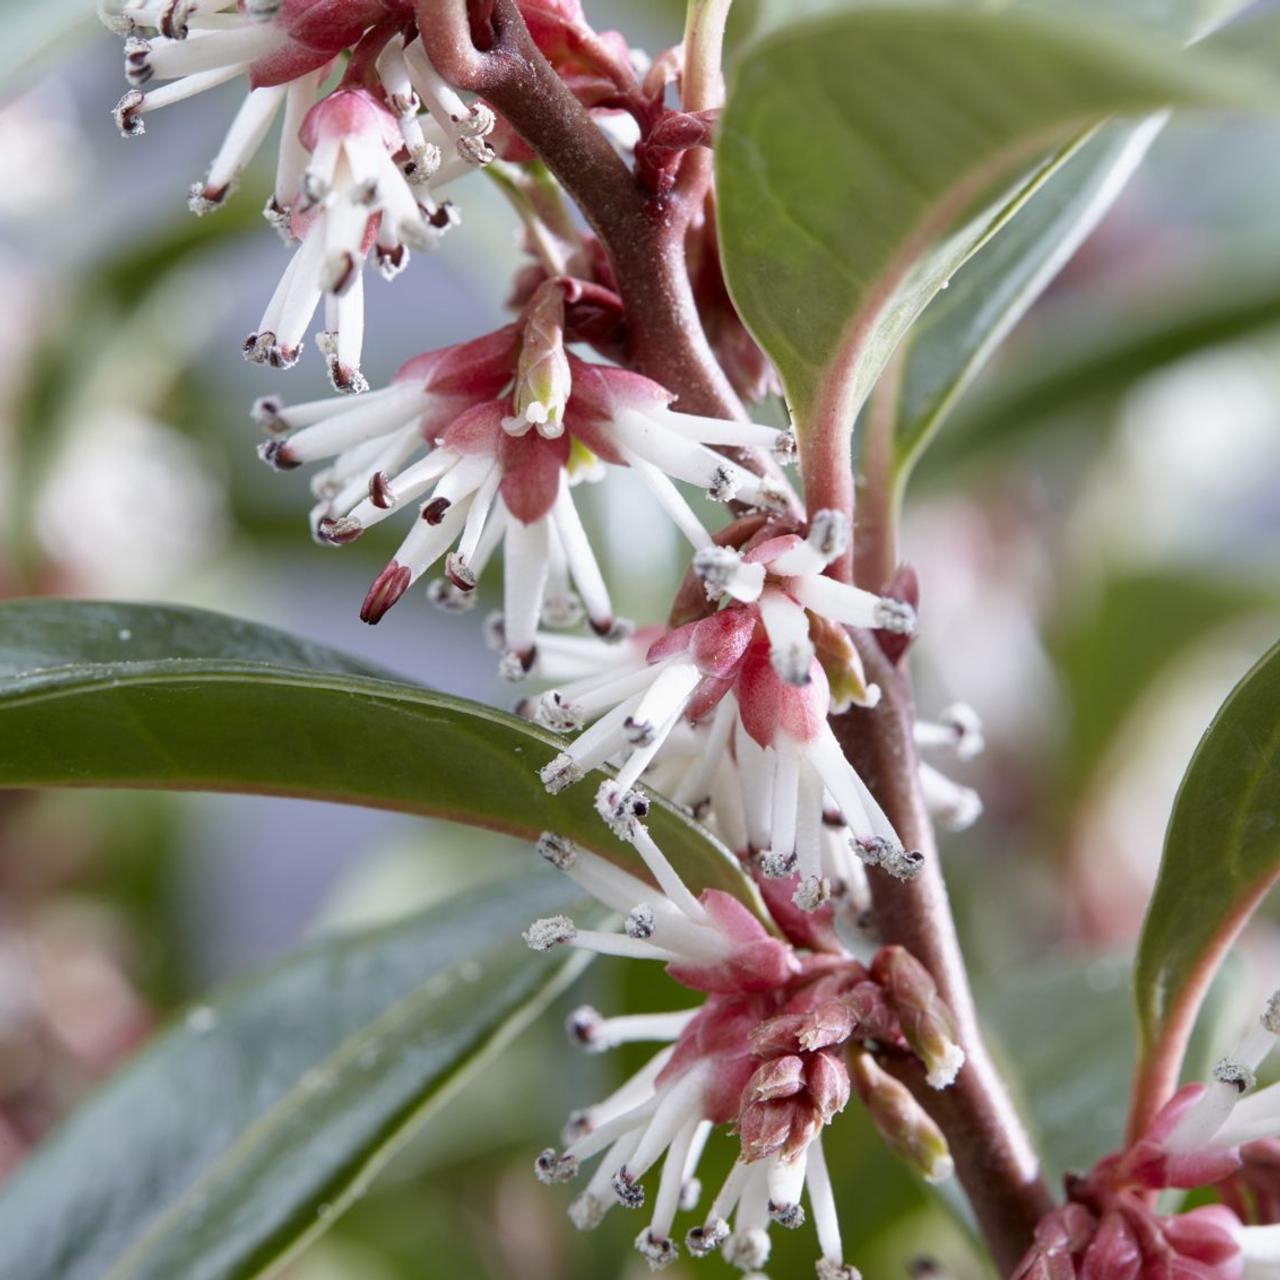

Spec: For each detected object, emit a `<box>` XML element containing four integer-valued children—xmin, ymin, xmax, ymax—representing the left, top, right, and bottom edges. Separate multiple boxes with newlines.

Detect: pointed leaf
<box><xmin>0</xmin><ymin>874</ymin><xmax>594</xmax><ymax>1280</ymax></box>
<box><xmin>0</xmin><ymin>599</ymin><xmax>758</xmax><ymax>909</ymax></box>
<box><xmin>716</xmin><ymin>4</ymin><xmax>1273</xmax><ymax>436</ymax></box>
<box><xmin>1134</xmin><ymin>638</ymin><xmax>1280</xmax><ymax>1123</ymax></box>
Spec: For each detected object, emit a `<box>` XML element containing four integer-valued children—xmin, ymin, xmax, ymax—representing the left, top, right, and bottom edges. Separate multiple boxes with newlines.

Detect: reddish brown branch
<box><xmin>416</xmin><ymin>0</ymin><xmax>744</xmax><ymax>420</ymax></box>
<box><xmin>835</xmin><ymin>636</ymin><xmax>1053</xmax><ymax>1274</ymax></box>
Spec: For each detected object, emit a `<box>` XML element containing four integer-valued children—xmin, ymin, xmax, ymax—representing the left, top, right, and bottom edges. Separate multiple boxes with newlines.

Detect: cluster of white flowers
<box><xmin>100</xmin><ymin>7</ymin><xmax>993</xmax><ymax>1276</ymax></box>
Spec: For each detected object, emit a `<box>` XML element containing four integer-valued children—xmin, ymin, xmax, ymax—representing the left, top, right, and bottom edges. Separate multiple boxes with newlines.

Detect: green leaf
<box><xmin>887</xmin><ymin>119</ymin><xmax>1160</xmax><ymax>486</ymax></box>
<box><xmin>1134</xmin><ymin>636</ymin><xmax>1280</xmax><ymax>1079</ymax></box>
<box><xmin>716</xmin><ymin>4</ymin><xmax>1271</xmax><ymax>434</ymax></box>
<box><xmin>0</xmin><ymin>599</ymin><xmax>757</xmax><ymax>910</ymax></box>
<box><xmin>0</xmin><ymin>874</ymin><xmax>593</xmax><ymax>1280</ymax></box>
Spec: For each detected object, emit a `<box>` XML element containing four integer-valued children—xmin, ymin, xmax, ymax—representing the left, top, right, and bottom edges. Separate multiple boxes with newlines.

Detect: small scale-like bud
<box><xmin>850</xmin><ymin>1052</ymin><xmax>954</xmax><ymax>1184</ymax></box>
<box><xmin>871</xmin><ymin>946</ymin><xmax>964</xmax><ymax>1089</ymax></box>
<box><xmin>747</xmin><ymin>1055</ymin><xmax>807</xmax><ymax>1102</ymax></box>
<box><xmin>807</xmin><ymin>1048</ymin><xmax>852</xmax><ymax>1122</ymax></box>
<box><xmin>506</xmin><ymin>283</ymin><xmax>571</xmax><ymax>438</ymax></box>
<box><xmin>738</xmin><ymin>1097</ymin><xmax>798</xmax><ymax>1163</ymax></box>
<box><xmin>534</xmin><ymin>1147</ymin><xmax>579</xmax><ymax>1184</ymax></box>
<box><xmin>523</xmin><ymin>916</ymin><xmax>576</xmax><ymax>951</ymax></box>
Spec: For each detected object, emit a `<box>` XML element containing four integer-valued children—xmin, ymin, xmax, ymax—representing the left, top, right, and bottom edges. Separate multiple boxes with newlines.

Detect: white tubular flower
<box><xmin>106</xmin><ymin>0</ymin><xmax>335</xmax><ymax>212</ymax></box>
<box><xmin>525</xmin><ymin>820</ymin><xmax>895</xmax><ymax>1276</ymax></box>
<box><xmin>529</xmin><ymin>601</ymin><xmax>921</xmax><ymax>912</ymax></box>
<box><xmin>401</xmin><ymin>36</ymin><xmax>497</xmax><ymax>168</ymax></box>
<box><xmin>242</xmin><ymin>85</ymin><xmax>456</xmax><ymax>390</ymax></box>
<box><xmin>1126</xmin><ymin>990</ymin><xmax>1280</xmax><ymax>1190</ymax></box>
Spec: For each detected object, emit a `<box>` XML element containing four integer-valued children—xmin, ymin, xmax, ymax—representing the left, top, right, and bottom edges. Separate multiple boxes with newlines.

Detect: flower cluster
<box><xmin>104</xmin><ymin>0</ymin><xmax>494</xmax><ymax>391</ymax></box>
<box><xmin>100</xmin><ymin>6</ymin><xmax>993</xmax><ymax>1276</ymax></box>
<box><xmin>1013</xmin><ymin>994</ymin><xmax>1280</xmax><ymax>1279</ymax></box>
<box><xmin>525</xmin><ymin>818</ymin><xmax>964</xmax><ymax>1275</ymax></box>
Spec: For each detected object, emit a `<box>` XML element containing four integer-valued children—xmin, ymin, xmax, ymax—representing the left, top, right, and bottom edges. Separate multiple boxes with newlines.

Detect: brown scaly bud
<box><xmin>871</xmin><ymin>946</ymin><xmax>964</xmax><ymax>1089</ymax></box>
<box><xmin>504</xmin><ymin>281</ymin><xmax>571</xmax><ymax>438</ymax></box>
<box><xmin>797</xmin><ymin>1001</ymin><xmax>858</xmax><ymax>1053</ymax></box>
<box><xmin>746</xmin><ymin>1054</ymin><xmax>807</xmax><ymax>1102</ymax></box>
<box><xmin>850</xmin><ymin>1052</ymin><xmax>953</xmax><ymax>1184</ymax></box>
<box><xmin>738</xmin><ymin>1097</ymin><xmax>798</xmax><ymax>1163</ymax></box>
<box><xmin>807</xmin><ymin>1049</ymin><xmax>852</xmax><ymax>1123</ymax></box>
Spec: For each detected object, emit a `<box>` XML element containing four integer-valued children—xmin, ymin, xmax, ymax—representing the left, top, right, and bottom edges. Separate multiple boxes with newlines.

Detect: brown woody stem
<box><xmin>834</xmin><ymin>638</ymin><xmax>1054</xmax><ymax>1274</ymax></box>
<box><xmin>808</xmin><ymin>364</ymin><xmax>1052</xmax><ymax>1269</ymax></box>
<box><xmin>417</xmin><ymin>0</ymin><xmax>743</xmax><ymax>420</ymax></box>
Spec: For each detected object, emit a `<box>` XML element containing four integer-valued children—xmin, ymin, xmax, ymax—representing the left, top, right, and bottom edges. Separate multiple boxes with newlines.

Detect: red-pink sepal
<box><xmin>1162</xmin><ymin>1206</ymin><xmax>1244</xmax><ymax>1278</ymax></box>
<box><xmin>645</xmin><ymin>606</ymin><xmax>758</xmax><ymax>677</ymax></box>
<box><xmin>561</xmin><ymin>356</ymin><xmax>672</xmax><ymax>465</ymax></box>
<box><xmin>1121</xmin><ymin>1085</ymin><xmax>1244</xmax><ymax>1190</ymax></box>
<box><xmin>806</xmin><ymin>1048</ymin><xmax>851</xmax><ymax>1122</ymax></box>
<box><xmin>251</xmin><ymin>2</ymin><xmax>392</xmax><ymax>88</ymax></box>
<box><xmin>736</xmin><ymin>640</ymin><xmax>830</xmax><ymax>749</ymax></box>
<box><xmin>1011</xmin><ymin>1204</ymin><xmax>1099</xmax><ymax>1280</ymax></box>
<box><xmin>1081</xmin><ymin>1212</ymin><xmax>1142</xmax><ymax>1280</ymax></box>
<box><xmin>754</xmin><ymin>873</ymin><xmax>842</xmax><ymax>954</ymax></box>
<box><xmin>657</xmin><ymin>993</ymin><xmax>766</xmax><ymax>1124</ymax></box>
<box><xmin>392</xmin><ymin>327</ymin><xmax>519</xmax><ymax>441</ymax></box>
<box><xmin>746</xmin><ymin>1054</ymin><xmax>806</xmax><ymax>1103</ymax></box>
<box><xmin>299</xmin><ymin>84</ymin><xmax>401</xmax><ymax>151</ymax></box>
<box><xmin>665</xmin><ymin>890</ymin><xmax>798</xmax><ymax>996</ymax></box>
<box><xmin>744</xmin><ymin>534</ymin><xmax>800</xmax><ymax>566</ymax></box>
<box><xmin>499</xmin><ymin>430</ymin><xmax>570</xmax><ymax>524</ymax></box>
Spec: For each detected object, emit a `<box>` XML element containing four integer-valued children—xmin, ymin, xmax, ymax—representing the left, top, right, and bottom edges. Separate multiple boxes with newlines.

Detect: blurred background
<box><xmin>2</xmin><ymin>2</ymin><xmax>1280</xmax><ymax>1276</ymax></box>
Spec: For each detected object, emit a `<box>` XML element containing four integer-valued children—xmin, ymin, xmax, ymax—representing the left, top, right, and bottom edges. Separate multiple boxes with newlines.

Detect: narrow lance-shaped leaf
<box><xmin>0</xmin><ymin>599</ymin><xmax>760</xmax><ymax>911</ymax></box>
<box><xmin>1132</xmin><ymin>638</ymin><xmax>1280</xmax><ymax>1134</ymax></box>
<box><xmin>0</xmin><ymin>874</ymin><xmax>597</xmax><ymax>1280</ymax></box>
<box><xmin>716</xmin><ymin>4</ymin><xmax>1274</xmax><ymax>439</ymax></box>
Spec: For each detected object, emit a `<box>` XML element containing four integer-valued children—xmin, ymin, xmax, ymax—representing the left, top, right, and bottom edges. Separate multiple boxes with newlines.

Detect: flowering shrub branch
<box><xmin>81</xmin><ymin>0</ymin><xmax>1280</xmax><ymax>1277</ymax></box>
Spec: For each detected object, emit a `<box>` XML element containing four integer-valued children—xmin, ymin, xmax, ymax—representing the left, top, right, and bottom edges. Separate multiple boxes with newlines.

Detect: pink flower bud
<box><xmin>806</xmin><ymin>1049</ymin><xmax>852</xmax><ymax>1122</ymax></box>
<box><xmin>747</xmin><ymin>1054</ymin><xmax>807</xmax><ymax>1102</ymax></box>
<box><xmin>849</xmin><ymin>1053</ymin><xmax>953</xmax><ymax>1184</ymax></box>
<box><xmin>871</xmin><ymin>946</ymin><xmax>964</xmax><ymax>1089</ymax></box>
<box><xmin>1080</xmin><ymin>1212</ymin><xmax>1141</xmax><ymax>1280</ymax></box>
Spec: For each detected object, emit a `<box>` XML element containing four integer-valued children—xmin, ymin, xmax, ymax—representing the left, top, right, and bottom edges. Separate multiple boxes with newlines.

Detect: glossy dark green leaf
<box><xmin>1135</xmin><ymin>637</ymin><xmax>1280</xmax><ymax>1075</ymax></box>
<box><xmin>716</xmin><ymin>4</ymin><xmax>1271</xmax><ymax>434</ymax></box>
<box><xmin>0</xmin><ymin>599</ymin><xmax>758</xmax><ymax>909</ymax></box>
<box><xmin>0</xmin><ymin>873</ymin><xmax>595</xmax><ymax>1280</ymax></box>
